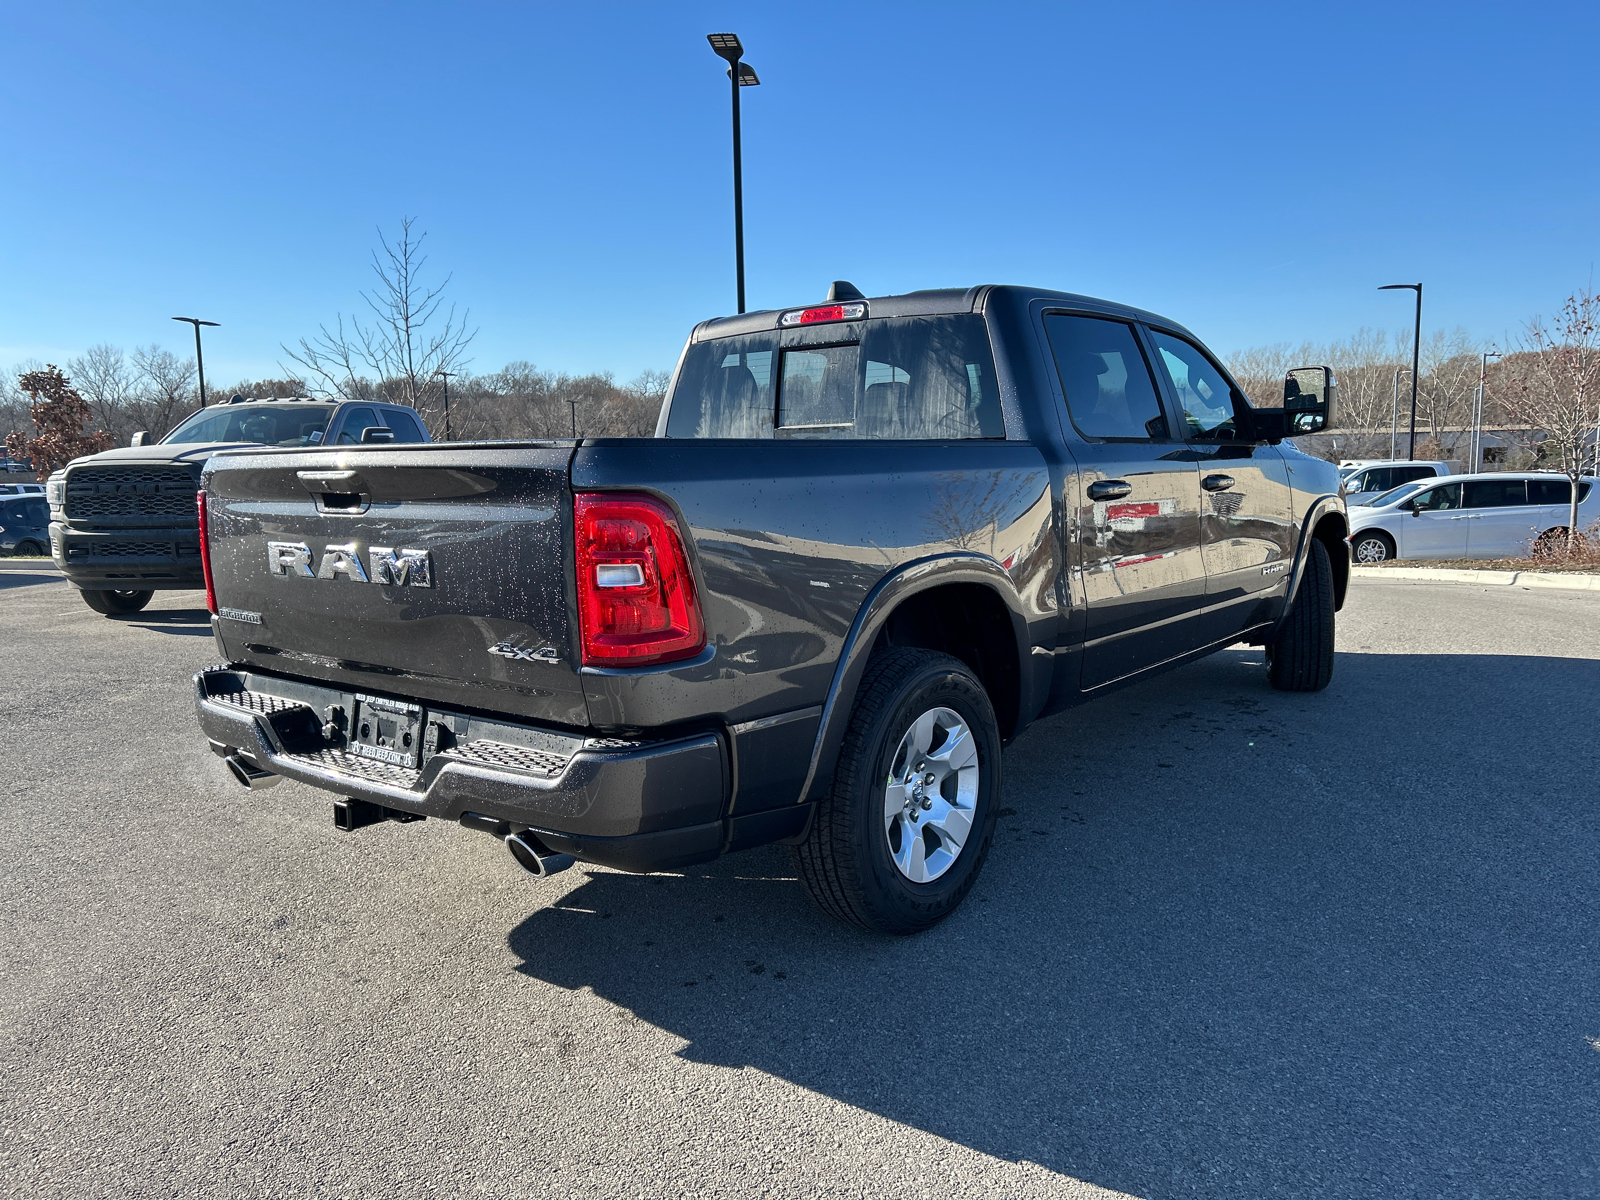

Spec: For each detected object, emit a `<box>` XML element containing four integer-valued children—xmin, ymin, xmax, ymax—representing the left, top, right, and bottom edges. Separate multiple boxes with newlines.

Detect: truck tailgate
<box><xmin>202</xmin><ymin>445</ymin><xmax>587</xmax><ymax>727</ymax></box>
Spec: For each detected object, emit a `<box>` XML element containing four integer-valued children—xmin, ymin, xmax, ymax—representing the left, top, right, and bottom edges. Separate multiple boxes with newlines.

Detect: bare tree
<box><xmin>128</xmin><ymin>345</ymin><xmax>199</xmax><ymax>438</ymax></box>
<box><xmin>283</xmin><ymin>217</ymin><xmax>476</xmax><ymax>424</ymax></box>
<box><xmin>1497</xmin><ymin>287</ymin><xmax>1600</xmax><ymax>550</ymax></box>
<box><xmin>69</xmin><ymin>344</ymin><xmax>139</xmax><ymax>433</ymax></box>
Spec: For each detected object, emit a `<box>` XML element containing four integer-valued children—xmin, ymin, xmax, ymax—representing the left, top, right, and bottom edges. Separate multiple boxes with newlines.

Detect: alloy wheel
<box><xmin>882</xmin><ymin>706</ymin><xmax>979</xmax><ymax>883</ymax></box>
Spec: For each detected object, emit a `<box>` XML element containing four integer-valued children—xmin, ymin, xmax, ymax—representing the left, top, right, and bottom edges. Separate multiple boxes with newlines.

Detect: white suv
<box><xmin>1340</xmin><ymin>460</ymin><xmax>1455</xmax><ymax>506</ymax></box>
<box><xmin>1347</xmin><ymin>472</ymin><xmax>1598</xmax><ymax>563</ymax></box>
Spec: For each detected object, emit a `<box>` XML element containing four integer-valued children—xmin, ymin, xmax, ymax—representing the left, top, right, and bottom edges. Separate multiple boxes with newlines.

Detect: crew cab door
<box><xmin>1041</xmin><ymin>312</ymin><xmax>1208</xmax><ymax>689</ymax></box>
<box><xmin>1145</xmin><ymin>328</ymin><xmax>1296</xmax><ymax>641</ymax></box>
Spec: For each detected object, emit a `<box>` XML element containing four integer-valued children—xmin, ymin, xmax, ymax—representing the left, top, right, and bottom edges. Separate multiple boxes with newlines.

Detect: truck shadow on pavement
<box><xmin>506</xmin><ymin>648</ymin><xmax>1600</xmax><ymax>1198</ymax></box>
<box><xmin>0</xmin><ymin>570</ymin><xmax>65</xmax><ymax>590</ymax></box>
<box><xmin>123</xmin><ymin>608</ymin><xmax>213</xmax><ymax>636</ymax></box>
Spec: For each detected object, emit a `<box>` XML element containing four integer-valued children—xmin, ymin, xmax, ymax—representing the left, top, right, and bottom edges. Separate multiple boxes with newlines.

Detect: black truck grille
<box><xmin>66</xmin><ymin>540</ymin><xmax>174</xmax><ymax>558</ymax></box>
<box><xmin>65</xmin><ymin>465</ymin><xmax>198</xmax><ymax>520</ymax></box>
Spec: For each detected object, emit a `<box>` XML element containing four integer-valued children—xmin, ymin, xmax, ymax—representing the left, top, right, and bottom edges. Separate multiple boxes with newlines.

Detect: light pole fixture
<box><xmin>1472</xmin><ymin>351</ymin><xmax>1501</xmax><ymax>469</ymax></box>
<box><xmin>171</xmin><ymin>316</ymin><xmax>220</xmax><ymax>407</ymax></box>
<box><xmin>434</xmin><ymin>369</ymin><xmax>456</xmax><ymax>441</ymax></box>
<box><xmin>707</xmin><ymin>32</ymin><xmax>761</xmax><ymax>314</ymax></box>
<box><xmin>1379</xmin><ymin>284</ymin><xmax>1423</xmax><ymax>459</ymax></box>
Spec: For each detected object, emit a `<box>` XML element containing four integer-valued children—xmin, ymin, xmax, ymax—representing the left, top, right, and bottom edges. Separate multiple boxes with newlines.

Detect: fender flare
<box><xmin>1267</xmin><ymin>494</ymin><xmax>1348</xmax><ymax>640</ymax></box>
<box><xmin>798</xmin><ymin>552</ymin><xmax>1034</xmax><ymax>804</ymax></box>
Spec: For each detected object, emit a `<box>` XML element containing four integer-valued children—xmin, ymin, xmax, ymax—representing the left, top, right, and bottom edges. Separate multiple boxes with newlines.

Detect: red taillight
<box><xmin>197</xmin><ymin>488</ymin><xmax>217</xmax><ymax>616</ymax></box>
<box><xmin>574</xmin><ymin>492</ymin><xmax>704</xmax><ymax>666</ymax></box>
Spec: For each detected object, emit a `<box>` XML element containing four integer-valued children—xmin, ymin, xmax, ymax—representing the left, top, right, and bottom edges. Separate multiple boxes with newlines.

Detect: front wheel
<box><xmin>80</xmin><ymin>588</ymin><xmax>154</xmax><ymax>615</ymax></box>
<box><xmin>1265</xmin><ymin>538</ymin><xmax>1335</xmax><ymax>692</ymax></box>
<box><xmin>793</xmin><ymin>648</ymin><xmax>1001</xmax><ymax>935</ymax></box>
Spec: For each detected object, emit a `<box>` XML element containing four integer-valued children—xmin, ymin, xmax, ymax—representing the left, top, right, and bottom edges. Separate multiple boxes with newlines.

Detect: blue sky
<box><xmin>2</xmin><ymin>1</ymin><xmax>1595</xmax><ymax>385</ymax></box>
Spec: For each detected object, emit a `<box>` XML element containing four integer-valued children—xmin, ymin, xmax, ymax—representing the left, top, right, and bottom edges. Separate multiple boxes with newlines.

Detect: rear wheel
<box><xmin>793</xmin><ymin>648</ymin><xmax>1001</xmax><ymax>935</ymax></box>
<box><xmin>1350</xmin><ymin>529</ymin><xmax>1395</xmax><ymax>564</ymax></box>
<box><xmin>1531</xmin><ymin>527</ymin><xmax>1584</xmax><ymax>558</ymax></box>
<box><xmin>80</xmin><ymin>588</ymin><xmax>154</xmax><ymax>615</ymax></box>
<box><xmin>1265</xmin><ymin>539</ymin><xmax>1335</xmax><ymax>692</ymax></box>
<box><xmin>12</xmin><ymin>539</ymin><xmax>45</xmax><ymax>557</ymax></box>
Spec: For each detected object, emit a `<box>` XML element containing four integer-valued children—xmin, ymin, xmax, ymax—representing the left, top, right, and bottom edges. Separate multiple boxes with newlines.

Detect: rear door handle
<box><xmin>1086</xmin><ymin>480</ymin><xmax>1132</xmax><ymax>501</ymax></box>
<box><xmin>1201</xmin><ymin>474</ymin><xmax>1235</xmax><ymax>492</ymax></box>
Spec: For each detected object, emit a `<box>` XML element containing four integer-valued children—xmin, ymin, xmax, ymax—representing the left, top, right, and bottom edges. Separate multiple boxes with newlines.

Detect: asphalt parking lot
<box><xmin>2</xmin><ymin>567</ymin><xmax>1597</xmax><ymax>1200</ymax></box>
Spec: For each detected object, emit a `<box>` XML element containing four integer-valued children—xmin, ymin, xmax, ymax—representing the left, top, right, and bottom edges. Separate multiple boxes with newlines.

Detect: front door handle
<box><xmin>1201</xmin><ymin>474</ymin><xmax>1235</xmax><ymax>492</ymax></box>
<box><xmin>1086</xmin><ymin>480</ymin><xmax>1133</xmax><ymax>502</ymax></box>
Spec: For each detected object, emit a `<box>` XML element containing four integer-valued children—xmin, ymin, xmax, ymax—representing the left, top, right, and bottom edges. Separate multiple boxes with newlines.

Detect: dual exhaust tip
<box><xmin>224</xmin><ymin>753</ymin><xmax>280</xmax><ymax>790</ymax></box>
<box><xmin>459</xmin><ymin>811</ymin><xmax>576</xmax><ymax>878</ymax></box>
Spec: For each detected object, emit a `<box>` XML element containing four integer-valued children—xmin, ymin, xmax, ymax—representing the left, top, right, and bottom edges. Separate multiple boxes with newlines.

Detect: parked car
<box><xmin>0</xmin><ymin>494</ymin><xmax>51</xmax><ymax>556</ymax></box>
<box><xmin>1340</xmin><ymin>459</ymin><xmax>1457</xmax><ymax>506</ymax></box>
<box><xmin>47</xmin><ymin>395</ymin><xmax>431</xmax><ymax>616</ymax></box>
<box><xmin>1346</xmin><ymin>472</ymin><xmax>1598</xmax><ymax>563</ymax></box>
<box><xmin>190</xmin><ymin>282</ymin><xmax>1349</xmax><ymax>935</ymax></box>
<box><xmin>0</xmin><ymin>483</ymin><xmax>47</xmax><ymax>496</ymax></box>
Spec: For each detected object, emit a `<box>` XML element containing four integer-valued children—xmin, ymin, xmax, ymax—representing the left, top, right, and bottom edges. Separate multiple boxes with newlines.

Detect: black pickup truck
<box><xmin>192</xmin><ymin>283</ymin><xmax>1347</xmax><ymax>934</ymax></box>
<box><xmin>46</xmin><ymin>395</ymin><xmax>429</xmax><ymax>615</ymax></box>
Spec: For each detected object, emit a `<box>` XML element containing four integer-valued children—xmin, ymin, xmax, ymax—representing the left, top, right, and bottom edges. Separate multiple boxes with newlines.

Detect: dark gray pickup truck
<box><xmin>192</xmin><ymin>283</ymin><xmax>1347</xmax><ymax>934</ymax></box>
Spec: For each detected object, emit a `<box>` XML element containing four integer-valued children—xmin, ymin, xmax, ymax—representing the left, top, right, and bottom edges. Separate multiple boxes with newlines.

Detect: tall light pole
<box><xmin>1472</xmin><ymin>351</ymin><xmax>1500</xmax><ymax>470</ymax></box>
<box><xmin>1379</xmin><ymin>283</ymin><xmax>1422</xmax><ymax>459</ymax></box>
<box><xmin>434</xmin><ymin>369</ymin><xmax>456</xmax><ymax>441</ymax></box>
<box><xmin>707</xmin><ymin>33</ymin><xmax>761</xmax><ymax>314</ymax></box>
<box><xmin>1390</xmin><ymin>367</ymin><xmax>1411</xmax><ymax>460</ymax></box>
<box><xmin>171</xmin><ymin>317</ymin><xmax>220</xmax><ymax>407</ymax></box>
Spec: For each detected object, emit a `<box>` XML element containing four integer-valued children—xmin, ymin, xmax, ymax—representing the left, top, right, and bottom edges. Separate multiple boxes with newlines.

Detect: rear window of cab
<box><xmin>665</xmin><ymin>314</ymin><xmax>1005</xmax><ymax>440</ymax></box>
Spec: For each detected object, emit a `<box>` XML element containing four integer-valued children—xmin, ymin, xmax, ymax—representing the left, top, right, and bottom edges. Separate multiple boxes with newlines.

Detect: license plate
<box><xmin>351</xmin><ymin>693</ymin><xmax>424</xmax><ymax>768</ymax></box>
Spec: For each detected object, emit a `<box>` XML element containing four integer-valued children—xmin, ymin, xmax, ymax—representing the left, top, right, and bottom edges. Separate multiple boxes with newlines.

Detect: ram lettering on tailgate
<box><xmin>266</xmin><ymin>541</ymin><xmax>433</xmax><ymax>587</ymax></box>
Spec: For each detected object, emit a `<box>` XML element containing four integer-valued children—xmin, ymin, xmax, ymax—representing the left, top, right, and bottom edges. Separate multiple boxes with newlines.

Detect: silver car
<box><xmin>1347</xmin><ymin>472</ymin><xmax>1598</xmax><ymax>563</ymax></box>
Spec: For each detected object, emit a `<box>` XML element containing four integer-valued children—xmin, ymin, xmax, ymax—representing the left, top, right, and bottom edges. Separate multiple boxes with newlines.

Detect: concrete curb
<box><xmin>0</xmin><ymin>558</ymin><xmax>59</xmax><ymax>572</ymax></box>
<box><xmin>1351</xmin><ymin>566</ymin><xmax>1600</xmax><ymax>592</ymax></box>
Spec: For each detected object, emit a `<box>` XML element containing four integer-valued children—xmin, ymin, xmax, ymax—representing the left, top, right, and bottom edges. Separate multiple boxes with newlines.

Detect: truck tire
<box><xmin>1265</xmin><ymin>538</ymin><xmax>1334</xmax><ymax>692</ymax></box>
<box><xmin>793</xmin><ymin>648</ymin><xmax>1000</xmax><ymax>935</ymax></box>
<box><xmin>80</xmin><ymin>588</ymin><xmax>154</xmax><ymax>615</ymax></box>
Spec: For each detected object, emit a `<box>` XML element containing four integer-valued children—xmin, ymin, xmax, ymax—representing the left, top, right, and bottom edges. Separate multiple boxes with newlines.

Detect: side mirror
<box><xmin>1282</xmin><ymin>366</ymin><xmax>1337</xmax><ymax>434</ymax></box>
<box><xmin>1242</xmin><ymin>365</ymin><xmax>1337</xmax><ymax>442</ymax></box>
<box><xmin>130</xmin><ymin>431</ymin><xmax>149</xmax><ymax>447</ymax></box>
<box><xmin>359</xmin><ymin>426</ymin><xmax>396</xmax><ymax>444</ymax></box>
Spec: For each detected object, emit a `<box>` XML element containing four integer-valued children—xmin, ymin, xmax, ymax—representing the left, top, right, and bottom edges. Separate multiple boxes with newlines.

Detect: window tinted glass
<box><xmin>1463</xmin><ymin>479</ymin><xmax>1527</xmax><ymax>508</ymax></box>
<box><xmin>1527</xmin><ymin>478</ymin><xmax>1592</xmax><ymax>504</ymax></box>
<box><xmin>1043</xmin><ymin>314</ymin><xmax>1167</xmax><ymax>440</ymax></box>
<box><xmin>1411</xmin><ymin>483</ymin><xmax>1462</xmax><ymax>511</ymax></box>
<box><xmin>2</xmin><ymin>501</ymin><xmax>24</xmax><ymax>522</ymax></box>
<box><xmin>25</xmin><ymin>499</ymin><xmax>47</xmax><ymax>523</ymax></box>
<box><xmin>337</xmin><ymin>407</ymin><xmax>379</xmax><ymax>445</ymax></box>
<box><xmin>162</xmin><ymin>403</ymin><xmax>336</xmax><ymax>446</ymax></box>
<box><xmin>665</xmin><ymin>315</ymin><xmax>1002</xmax><ymax>440</ymax></box>
<box><xmin>1394</xmin><ymin>465</ymin><xmax>1436</xmax><ymax>484</ymax></box>
<box><xmin>383</xmin><ymin>409</ymin><xmax>428</xmax><ymax>442</ymax></box>
<box><xmin>668</xmin><ymin>338</ymin><xmax>777</xmax><ymax>438</ymax></box>
<box><xmin>1149</xmin><ymin>331</ymin><xmax>1243</xmax><ymax>440</ymax></box>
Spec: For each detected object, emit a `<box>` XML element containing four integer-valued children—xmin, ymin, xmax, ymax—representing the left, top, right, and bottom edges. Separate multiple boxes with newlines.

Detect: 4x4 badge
<box><xmin>488</xmin><ymin>642</ymin><xmax>560</xmax><ymax>663</ymax></box>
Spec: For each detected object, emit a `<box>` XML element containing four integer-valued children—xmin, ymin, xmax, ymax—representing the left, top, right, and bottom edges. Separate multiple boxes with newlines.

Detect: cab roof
<box><xmin>689</xmin><ymin>283</ymin><xmax>1197</xmax><ymax>343</ymax></box>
